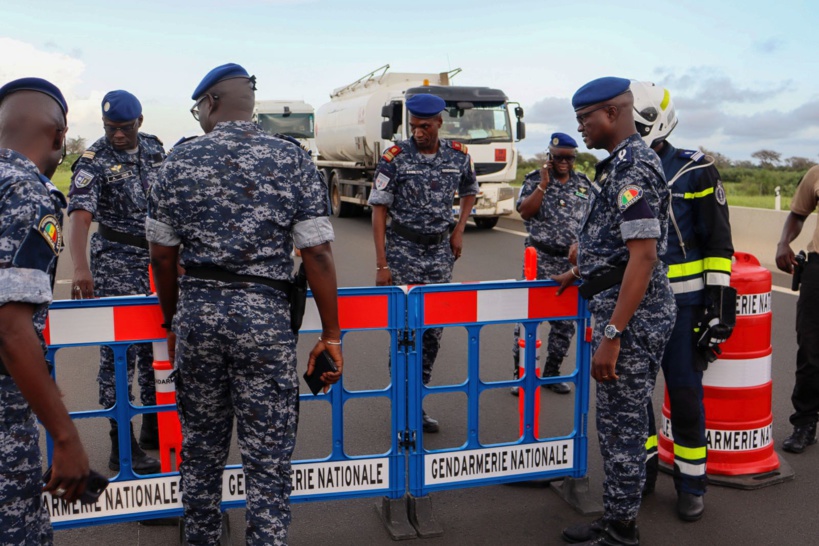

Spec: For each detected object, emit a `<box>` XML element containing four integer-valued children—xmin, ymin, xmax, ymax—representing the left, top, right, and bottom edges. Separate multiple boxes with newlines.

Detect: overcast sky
<box><xmin>2</xmin><ymin>0</ymin><xmax>816</xmax><ymax>162</ymax></box>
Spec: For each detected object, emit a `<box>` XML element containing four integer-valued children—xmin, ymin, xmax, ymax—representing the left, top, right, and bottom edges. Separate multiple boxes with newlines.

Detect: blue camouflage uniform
<box><xmin>513</xmin><ymin>167</ymin><xmax>590</xmax><ymax>377</ymax></box>
<box><xmin>0</xmin><ymin>149</ymin><xmax>66</xmax><ymax>545</ymax></box>
<box><xmin>578</xmin><ymin>134</ymin><xmax>675</xmax><ymax>521</ymax></box>
<box><xmin>68</xmin><ymin>133</ymin><xmax>166</xmax><ymax>410</ymax></box>
<box><xmin>146</xmin><ymin>120</ymin><xmax>333</xmax><ymax>545</ymax></box>
<box><xmin>646</xmin><ymin>143</ymin><xmax>733</xmax><ymax>495</ymax></box>
<box><xmin>367</xmin><ymin>137</ymin><xmax>478</xmax><ymax>384</ymax></box>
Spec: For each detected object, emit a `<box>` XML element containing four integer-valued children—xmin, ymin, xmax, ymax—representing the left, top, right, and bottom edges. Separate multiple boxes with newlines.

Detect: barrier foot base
<box><xmin>659</xmin><ymin>455</ymin><xmax>796</xmax><ymax>490</ymax></box>
<box><xmin>550</xmin><ymin>477</ymin><xmax>603</xmax><ymax>516</ymax></box>
<box><xmin>377</xmin><ymin>496</ymin><xmax>417</xmax><ymax>540</ymax></box>
<box><xmin>140</xmin><ymin>515</ymin><xmax>180</xmax><ymax>526</ymax></box>
<box><xmin>409</xmin><ymin>495</ymin><xmax>444</xmax><ymax>538</ymax></box>
<box><xmin>179</xmin><ymin>512</ymin><xmax>230</xmax><ymax>546</ymax></box>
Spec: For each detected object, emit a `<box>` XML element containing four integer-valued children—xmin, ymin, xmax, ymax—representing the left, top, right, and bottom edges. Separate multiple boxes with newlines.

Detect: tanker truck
<box><xmin>315</xmin><ymin>65</ymin><xmax>525</xmax><ymax>229</ymax></box>
<box><xmin>254</xmin><ymin>99</ymin><xmax>316</xmax><ymax>156</ymax></box>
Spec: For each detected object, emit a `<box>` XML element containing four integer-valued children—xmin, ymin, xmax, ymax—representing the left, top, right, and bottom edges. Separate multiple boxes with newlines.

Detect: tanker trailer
<box><xmin>315</xmin><ymin>65</ymin><xmax>525</xmax><ymax>228</ymax></box>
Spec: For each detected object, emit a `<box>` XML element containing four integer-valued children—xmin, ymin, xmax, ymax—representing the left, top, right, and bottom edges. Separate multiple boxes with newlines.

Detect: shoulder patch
<box><xmin>450</xmin><ymin>141</ymin><xmax>468</xmax><ymax>154</ymax></box>
<box><xmin>715</xmin><ymin>180</ymin><xmax>727</xmax><ymax>205</ymax></box>
<box><xmin>73</xmin><ymin>169</ymin><xmax>95</xmax><ymax>188</ymax></box>
<box><xmin>81</xmin><ymin>150</ymin><xmax>96</xmax><ymax>160</ymax></box>
<box><xmin>382</xmin><ymin>145</ymin><xmax>402</xmax><ymax>162</ymax></box>
<box><xmin>38</xmin><ymin>214</ymin><xmax>62</xmax><ymax>255</ymax></box>
<box><xmin>617</xmin><ymin>185</ymin><xmax>644</xmax><ymax>212</ymax></box>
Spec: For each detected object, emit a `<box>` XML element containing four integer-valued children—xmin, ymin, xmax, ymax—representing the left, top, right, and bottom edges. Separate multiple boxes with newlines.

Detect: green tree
<box><xmin>751</xmin><ymin>149</ymin><xmax>781</xmax><ymax>168</ymax></box>
<box><xmin>66</xmin><ymin>136</ymin><xmax>86</xmax><ymax>154</ymax></box>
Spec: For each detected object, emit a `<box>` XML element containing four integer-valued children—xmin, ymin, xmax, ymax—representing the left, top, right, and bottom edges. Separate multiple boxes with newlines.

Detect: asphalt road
<box><xmin>49</xmin><ymin>215</ymin><xmax>817</xmax><ymax>546</ymax></box>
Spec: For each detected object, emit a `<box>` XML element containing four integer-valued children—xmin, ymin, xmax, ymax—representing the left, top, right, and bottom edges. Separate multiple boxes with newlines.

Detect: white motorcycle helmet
<box><xmin>630</xmin><ymin>81</ymin><xmax>678</xmax><ymax>148</ymax></box>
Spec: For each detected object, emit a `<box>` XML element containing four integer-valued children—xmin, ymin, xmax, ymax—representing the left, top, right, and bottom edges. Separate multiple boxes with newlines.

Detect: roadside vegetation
<box><xmin>514</xmin><ymin>147</ymin><xmax>816</xmax><ymax>210</ymax></box>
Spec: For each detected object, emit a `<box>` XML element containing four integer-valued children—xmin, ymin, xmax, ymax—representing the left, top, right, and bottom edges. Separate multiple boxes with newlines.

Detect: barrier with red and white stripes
<box><xmin>658</xmin><ymin>252</ymin><xmax>793</xmax><ymax>488</ymax></box>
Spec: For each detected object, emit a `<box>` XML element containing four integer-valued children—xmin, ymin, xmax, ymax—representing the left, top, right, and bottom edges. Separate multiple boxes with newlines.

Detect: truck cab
<box><xmin>254</xmin><ymin>100</ymin><xmax>316</xmax><ymax>157</ymax></box>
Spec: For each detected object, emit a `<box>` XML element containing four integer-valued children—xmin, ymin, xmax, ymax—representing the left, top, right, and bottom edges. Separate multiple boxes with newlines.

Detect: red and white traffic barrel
<box><xmin>659</xmin><ymin>252</ymin><xmax>784</xmax><ymax>484</ymax></box>
<box><xmin>152</xmin><ymin>341</ymin><xmax>183</xmax><ymax>472</ymax></box>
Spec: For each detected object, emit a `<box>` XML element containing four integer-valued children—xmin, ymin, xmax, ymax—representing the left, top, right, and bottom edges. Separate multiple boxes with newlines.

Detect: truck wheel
<box><xmin>329</xmin><ymin>171</ymin><xmax>357</xmax><ymax>218</ymax></box>
<box><xmin>474</xmin><ymin>217</ymin><xmax>499</xmax><ymax>230</ymax></box>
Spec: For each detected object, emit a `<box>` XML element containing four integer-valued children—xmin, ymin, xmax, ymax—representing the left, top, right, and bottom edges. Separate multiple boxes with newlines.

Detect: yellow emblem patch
<box><xmin>81</xmin><ymin>150</ymin><xmax>96</xmax><ymax>160</ymax></box>
<box><xmin>382</xmin><ymin>145</ymin><xmax>402</xmax><ymax>162</ymax></box>
<box><xmin>110</xmin><ymin>164</ymin><xmax>122</xmax><ymax>173</ymax></box>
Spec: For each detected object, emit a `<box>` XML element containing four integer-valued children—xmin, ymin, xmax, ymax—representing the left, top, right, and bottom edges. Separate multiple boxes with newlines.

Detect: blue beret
<box><xmin>550</xmin><ymin>132</ymin><xmax>578</xmax><ymax>149</ymax></box>
<box><xmin>102</xmin><ymin>90</ymin><xmax>142</xmax><ymax>122</ymax></box>
<box><xmin>191</xmin><ymin>63</ymin><xmax>251</xmax><ymax>100</ymax></box>
<box><xmin>572</xmin><ymin>77</ymin><xmax>631</xmax><ymax>111</ymax></box>
<box><xmin>406</xmin><ymin>94</ymin><xmax>446</xmax><ymax>119</ymax></box>
<box><xmin>0</xmin><ymin>77</ymin><xmax>67</xmax><ymax>116</ymax></box>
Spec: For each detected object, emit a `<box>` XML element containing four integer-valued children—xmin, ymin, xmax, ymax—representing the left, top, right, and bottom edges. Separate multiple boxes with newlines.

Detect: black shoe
<box><xmin>422</xmin><ymin>411</ymin><xmax>439</xmax><ymax>433</ymax></box>
<box><xmin>139</xmin><ymin>413</ymin><xmax>160</xmax><ymax>450</ymax></box>
<box><xmin>562</xmin><ymin>518</ymin><xmax>605</xmax><ymax>543</ymax></box>
<box><xmin>510</xmin><ymin>386</ymin><xmax>520</xmax><ymax>396</ymax></box>
<box><xmin>109</xmin><ymin>422</ymin><xmax>162</xmax><ymax>474</ymax></box>
<box><xmin>676</xmin><ymin>492</ymin><xmax>704</xmax><ymax>522</ymax></box>
<box><xmin>545</xmin><ymin>382</ymin><xmax>571</xmax><ymax>394</ymax></box>
<box><xmin>783</xmin><ymin>423</ymin><xmax>817</xmax><ymax>453</ymax></box>
<box><xmin>569</xmin><ymin>520</ymin><xmax>639</xmax><ymax>545</ymax></box>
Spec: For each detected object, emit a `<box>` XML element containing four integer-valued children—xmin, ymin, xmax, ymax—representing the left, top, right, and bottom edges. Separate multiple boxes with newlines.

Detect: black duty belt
<box><xmin>578</xmin><ymin>266</ymin><xmax>627</xmax><ymax>299</ymax></box>
<box><xmin>528</xmin><ymin>239</ymin><xmax>569</xmax><ymax>257</ymax></box>
<box><xmin>185</xmin><ymin>267</ymin><xmax>292</xmax><ymax>296</ymax></box>
<box><xmin>391</xmin><ymin>222</ymin><xmax>450</xmax><ymax>246</ymax></box>
<box><xmin>98</xmin><ymin>224</ymin><xmax>149</xmax><ymax>250</ymax></box>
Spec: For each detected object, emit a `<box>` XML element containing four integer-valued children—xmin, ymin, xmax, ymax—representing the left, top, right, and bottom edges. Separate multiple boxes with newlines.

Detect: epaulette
<box><xmin>169</xmin><ymin>135</ymin><xmax>197</xmax><ymax>153</ymax></box>
<box><xmin>139</xmin><ymin>132</ymin><xmax>164</xmax><ymax>146</ymax></box>
<box><xmin>450</xmin><ymin>141</ymin><xmax>468</xmax><ymax>154</ymax></box>
<box><xmin>677</xmin><ymin>149</ymin><xmax>706</xmax><ymax>163</ymax></box>
<box><xmin>613</xmin><ymin>146</ymin><xmax>634</xmax><ymax>171</ymax></box>
<box><xmin>80</xmin><ymin>149</ymin><xmax>96</xmax><ymax>161</ymax></box>
<box><xmin>382</xmin><ymin>145</ymin><xmax>403</xmax><ymax>162</ymax></box>
<box><xmin>524</xmin><ymin>169</ymin><xmax>540</xmax><ymax>180</ymax></box>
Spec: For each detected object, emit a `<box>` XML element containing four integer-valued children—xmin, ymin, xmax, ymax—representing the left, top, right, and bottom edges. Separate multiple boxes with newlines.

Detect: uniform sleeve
<box><xmin>145</xmin><ymin>161</ymin><xmax>181</xmax><ymax>246</ymax></box>
<box><xmin>616</xmin><ymin>164</ymin><xmax>662</xmax><ymax>242</ymax></box>
<box><xmin>292</xmin><ymin>151</ymin><xmax>334</xmax><ymax>249</ymax></box>
<box><xmin>66</xmin><ymin>157</ymin><xmax>101</xmax><ymax>217</ymax></box>
<box><xmin>693</xmin><ymin>165</ymin><xmax>734</xmax><ymax>287</ymax></box>
<box><xmin>458</xmin><ymin>153</ymin><xmax>478</xmax><ymax>196</ymax></box>
<box><xmin>790</xmin><ymin>166</ymin><xmax>819</xmax><ymax>217</ymax></box>
<box><xmin>367</xmin><ymin>157</ymin><xmax>397</xmax><ymax>207</ymax></box>
<box><xmin>516</xmin><ymin>171</ymin><xmax>539</xmax><ymax>211</ymax></box>
<box><xmin>0</xmin><ymin>181</ymin><xmax>58</xmax><ymax>306</ymax></box>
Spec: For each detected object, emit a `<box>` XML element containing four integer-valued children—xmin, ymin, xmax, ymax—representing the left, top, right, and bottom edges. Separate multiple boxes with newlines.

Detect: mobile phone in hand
<box><xmin>43</xmin><ymin>466</ymin><xmax>109</xmax><ymax>504</ymax></box>
<box><xmin>303</xmin><ymin>350</ymin><xmax>338</xmax><ymax>395</ymax></box>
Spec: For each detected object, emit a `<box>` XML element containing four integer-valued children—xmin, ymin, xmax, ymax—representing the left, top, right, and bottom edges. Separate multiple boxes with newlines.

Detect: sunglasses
<box><xmin>103</xmin><ymin>120</ymin><xmax>139</xmax><ymax>136</ymax></box>
<box><xmin>552</xmin><ymin>155</ymin><xmax>576</xmax><ymax>163</ymax></box>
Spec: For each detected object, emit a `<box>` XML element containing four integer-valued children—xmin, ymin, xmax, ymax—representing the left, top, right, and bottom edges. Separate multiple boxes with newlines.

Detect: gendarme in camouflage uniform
<box><xmin>147</xmin><ymin>118</ymin><xmax>332</xmax><ymax>545</ymax></box>
<box><xmin>368</xmin><ymin>137</ymin><xmax>478</xmax><ymax>385</ymax></box>
<box><xmin>68</xmin><ymin>131</ymin><xmax>165</xmax><ymax>411</ymax></box>
<box><xmin>578</xmin><ymin>133</ymin><xmax>675</xmax><ymax>523</ymax></box>
<box><xmin>513</xmin><ymin>163</ymin><xmax>590</xmax><ymax>386</ymax></box>
<box><xmin>0</xmin><ymin>148</ymin><xmax>65</xmax><ymax>545</ymax></box>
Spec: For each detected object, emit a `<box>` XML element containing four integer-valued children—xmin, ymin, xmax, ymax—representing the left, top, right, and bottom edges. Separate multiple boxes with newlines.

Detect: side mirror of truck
<box><xmin>515</xmin><ymin>106</ymin><xmax>524</xmax><ymax>119</ymax></box>
<box><xmin>381</xmin><ymin>104</ymin><xmax>393</xmax><ymax>119</ymax></box>
<box><xmin>381</xmin><ymin>121</ymin><xmax>394</xmax><ymax>140</ymax></box>
<box><xmin>516</xmin><ymin>120</ymin><xmax>526</xmax><ymax>141</ymax></box>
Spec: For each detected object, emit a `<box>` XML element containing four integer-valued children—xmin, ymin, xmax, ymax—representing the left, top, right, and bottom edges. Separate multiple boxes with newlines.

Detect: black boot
<box><xmin>573</xmin><ymin>520</ymin><xmax>639</xmax><ymax>545</ymax></box>
<box><xmin>109</xmin><ymin>422</ymin><xmax>162</xmax><ymax>474</ymax></box>
<box><xmin>543</xmin><ymin>358</ymin><xmax>571</xmax><ymax>394</ymax></box>
<box><xmin>676</xmin><ymin>492</ymin><xmax>705</xmax><ymax>522</ymax></box>
<box><xmin>139</xmin><ymin>413</ymin><xmax>159</xmax><ymax>450</ymax></box>
<box><xmin>782</xmin><ymin>423</ymin><xmax>817</xmax><ymax>453</ymax></box>
<box><xmin>643</xmin><ymin>455</ymin><xmax>658</xmax><ymax>496</ymax></box>
<box><xmin>562</xmin><ymin>517</ymin><xmax>605</xmax><ymax>543</ymax></box>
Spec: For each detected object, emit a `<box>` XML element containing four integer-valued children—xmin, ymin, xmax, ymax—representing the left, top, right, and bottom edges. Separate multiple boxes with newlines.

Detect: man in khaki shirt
<box><xmin>775</xmin><ymin>165</ymin><xmax>819</xmax><ymax>453</ymax></box>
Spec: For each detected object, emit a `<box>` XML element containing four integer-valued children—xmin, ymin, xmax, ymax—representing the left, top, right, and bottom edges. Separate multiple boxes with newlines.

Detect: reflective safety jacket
<box><xmin>658</xmin><ymin>143</ymin><xmax>734</xmax><ymax>306</ymax></box>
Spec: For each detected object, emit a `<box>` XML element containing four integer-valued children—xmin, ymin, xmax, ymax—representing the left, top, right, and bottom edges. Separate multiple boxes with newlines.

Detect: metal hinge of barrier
<box><xmin>397</xmin><ymin>329</ymin><xmax>415</xmax><ymax>350</ymax></box>
<box><xmin>399</xmin><ymin>430</ymin><xmax>417</xmax><ymax>452</ymax></box>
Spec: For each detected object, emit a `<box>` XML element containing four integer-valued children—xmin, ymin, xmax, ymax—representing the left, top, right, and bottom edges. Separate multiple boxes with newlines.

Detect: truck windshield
<box><xmin>439</xmin><ymin>104</ymin><xmax>512</xmax><ymax>143</ymax></box>
<box><xmin>257</xmin><ymin>113</ymin><xmax>315</xmax><ymax>139</ymax></box>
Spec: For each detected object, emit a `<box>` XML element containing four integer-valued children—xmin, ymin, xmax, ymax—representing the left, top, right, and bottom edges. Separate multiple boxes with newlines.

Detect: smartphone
<box><xmin>303</xmin><ymin>350</ymin><xmax>339</xmax><ymax>395</ymax></box>
<box><xmin>43</xmin><ymin>466</ymin><xmax>110</xmax><ymax>504</ymax></box>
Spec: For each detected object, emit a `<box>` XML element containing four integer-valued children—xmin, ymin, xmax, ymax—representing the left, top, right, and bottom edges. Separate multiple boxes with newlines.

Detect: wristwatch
<box><xmin>604</xmin><ymin>324</ymin><xmax>623</xmax><ymax>340</ymax></box>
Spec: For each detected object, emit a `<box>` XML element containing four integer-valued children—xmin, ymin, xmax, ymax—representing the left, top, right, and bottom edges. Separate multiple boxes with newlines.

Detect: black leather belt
<box><xmin>528</xmin><ymin>239</ymin><xmax>569</xmax><ymax>257</ymax></box>
<box><xmin>391</xmin><ymin>222</ymin><xmax>450</xmax><ymax>246</ymax></box>
<box><xmin>98</xmin><ymin>224</ymin><xmax>149</xmax><ymax>250</ymax></box>
<box><xmin>185</xmin><ymin>267</ymin><xmax>292</xmax><ymax>296</ymax></box>
<box><xmin>578</xmin><ymin>266</ymin><xmax>627</xmax><ymax>299</ymax></box>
